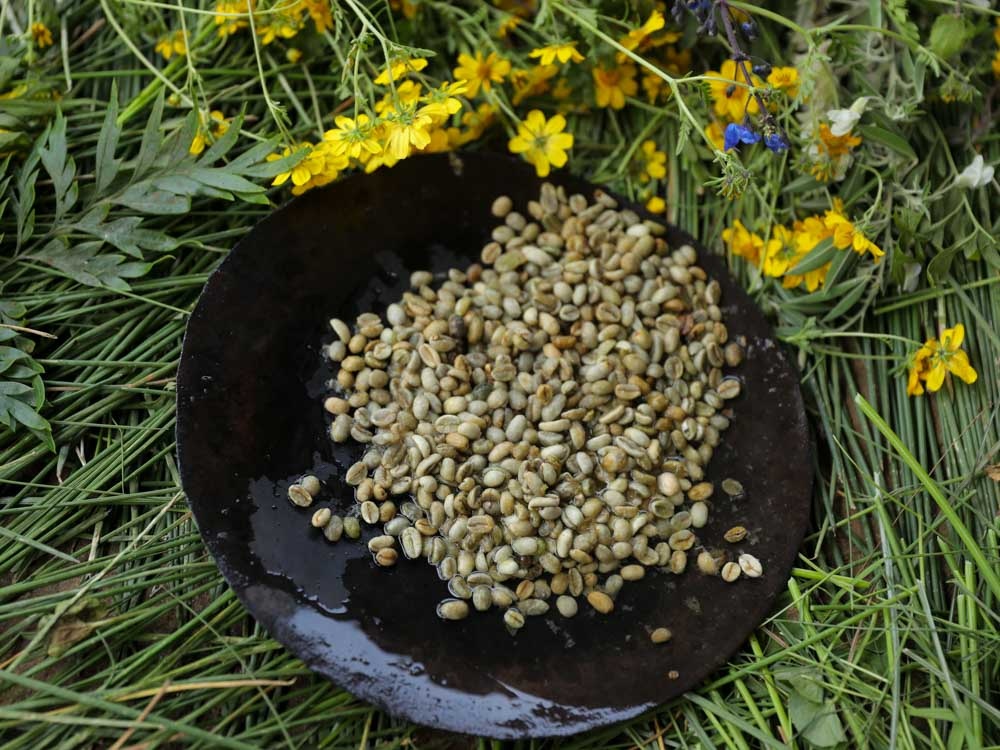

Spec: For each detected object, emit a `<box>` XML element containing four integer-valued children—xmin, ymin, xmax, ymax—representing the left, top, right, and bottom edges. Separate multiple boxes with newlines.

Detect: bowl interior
<box><xmin>176</xmin><ymin>152</ymin><xmax>812</xmax><ymax>738</ymax></box>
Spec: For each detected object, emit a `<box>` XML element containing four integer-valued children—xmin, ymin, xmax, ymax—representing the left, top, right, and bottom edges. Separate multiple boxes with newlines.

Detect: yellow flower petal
<box><xmin>543</xmin><ymin>113</ymin><xmax>567</xmax><ymax>136</ymax></box>
<box><xmin>925</xmin><ymin>360</ymin><xmax>947</xmax><ymax>392</ymax></box>
<box><xmin>946</xmin><ymin>350</ymin><xmax>977</xmax><ymax>384</ymax></box>
<box><xmin>941</xmin><ymin>323</ymin><xmax>964</xmax><ymax>351</ymax></box>
<box><xmin>508</xmin><ymin>135</ymin><xmax>531</xmax><ymax>154</ymax></box>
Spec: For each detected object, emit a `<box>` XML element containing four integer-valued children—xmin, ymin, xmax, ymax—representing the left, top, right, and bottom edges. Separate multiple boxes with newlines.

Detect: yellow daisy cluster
<box><xmin>269</xmin><ymin>58</ymin><xmax>496</xmax><ymax>194</ymax></box>
<box><xmin>907</xmin><ymin>324</ymin><xmax>978</xmax><ymax>396</ymax></box>
<box><xmin>447</xmin><ymin>47</ymin><xmax>574</xmax><ymax>177</ymax></box>
<box><xmin>702</xmin><ymin>60</ymin><xmax>797</xmax><ymax>150</ymax></box>
<box><xmin>210</xmin><ymin>0</ymin><xmax>331</xmax><ymax>47</ymax></box>
<box><xmin>498</xmin><ymin>9</ymin><xmax>692</xmax><ymax>114</ymax></box>
<box><xmin>598</xmin><ymin>10</ymin><xmax>693</xmax><ymax>109</ymax></box>
<box><xmin>723</xmin><ymin>199</ymin><xmax>882</xmax><ymax>291</ymax></box>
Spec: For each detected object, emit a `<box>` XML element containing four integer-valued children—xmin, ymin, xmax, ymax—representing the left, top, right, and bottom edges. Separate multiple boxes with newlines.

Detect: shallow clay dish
<box><xmin>176</xmin><ymin>152</ymin><xmax>811</xmax><ymax>738</ymax></box>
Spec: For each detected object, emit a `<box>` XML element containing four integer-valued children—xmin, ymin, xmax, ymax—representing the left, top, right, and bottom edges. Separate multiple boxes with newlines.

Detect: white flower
<box><xmin>826</xmin><ymin>97</ymin><xmax>870</xmax><ymax>137</ymax></box>
<box><xmin>955</xmin><ymin>155</ymin><xmax>994</xmax><ymax>190</ymax></box>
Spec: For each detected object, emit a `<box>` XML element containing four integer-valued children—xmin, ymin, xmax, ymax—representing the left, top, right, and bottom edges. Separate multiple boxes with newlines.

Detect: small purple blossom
<box><xmin>723</xmin><ymin>123</ymin><xmax>761</xmax><ymax>151</ymax></box>
<box><xmin>764</xmin><ymin>132</ymin><xmax>790</xmax><ymax>152</ymax></box>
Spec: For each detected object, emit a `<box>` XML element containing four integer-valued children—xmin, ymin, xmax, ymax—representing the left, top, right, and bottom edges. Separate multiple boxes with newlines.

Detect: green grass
<box><xmin>2</xmin><ymin>0</ymin><xmax>999</xmax><ymax>747</ymax></box>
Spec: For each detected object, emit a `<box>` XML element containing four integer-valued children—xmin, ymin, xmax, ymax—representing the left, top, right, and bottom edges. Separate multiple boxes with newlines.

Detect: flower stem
<box><xmin>715</xmin><ymin>0</ymin><xmax>772</xmax><ymax>126</ymax></box>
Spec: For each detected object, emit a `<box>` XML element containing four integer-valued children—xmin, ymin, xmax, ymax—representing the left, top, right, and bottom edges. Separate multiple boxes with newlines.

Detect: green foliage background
<box><xmin>0</xmin><ymin>0</ymin><xmax>998</xmax><ymax>748</ymax></box>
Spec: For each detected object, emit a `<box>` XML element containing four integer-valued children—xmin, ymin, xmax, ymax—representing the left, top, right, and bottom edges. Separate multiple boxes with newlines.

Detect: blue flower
<box><xmin>723</xmin><ymin>123</ymin><xmax>760</xmax><ymax>151</ymax></box>
<box><xmin>764</xmin><ymin>132</ymin><xmax>790</xmax><ymax>153</ymax></box>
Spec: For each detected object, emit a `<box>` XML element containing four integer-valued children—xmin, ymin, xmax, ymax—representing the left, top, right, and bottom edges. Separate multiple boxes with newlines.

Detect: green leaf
<box><xmin>197</xmin><ymin>112</ymin><xmax>243</xmax><ymax>165</ymax></box>
<box><xmin>239</xmin><ymin>143</ymin><xmax>307</xmax><ymax>179</ymax></box>
<box><xmin>0</xmin><ymin>345</ymin><xmax>31</xmax><ymax>375</ymax></box>
<box><xmin>676</xmin><ymin>119</ymin><xmax>691</xmax><ymax>157</ymax></box>
<box><xmin>823</xmin><ymin>277</ymin><xmax>870</xmax><ymax>321</ymax></box>
<box><xmin>0</xmin><ymin>306</ymin><xmax>52</xmax><ymax>451</ymax></box>
<box><xmin>149</xmin><ymin>174</ymin><xmax>234</xmax><ymax>201</ymax></box>
<box><xmin>115</xmin><ymin>183</ymin><xmax>191</xmax><ymax>214</ymax></box>
<box><xmin>14</xmin><ymin>134</ymin><xmax>42</xmax><ymax>249</ymax></box>
<box><xmin>788</xmin><ymin>239</ymin><xmax>837</xmax><ymax>275</ymax></box>
<box><xmin>73</xmin><ymin>216</ymin><xmax>178</xmax><ymax>257</ymax></box>
<box><xmin>159</xmin><ymin>109</ymin><xmax>198</xmax><ymax>168</ymax></box>
<box><xmin>820</xmin><ymin>243</ymin><xmax>856</xmax><ymax>289</ymax></box>
<box><xmin>94</xmin><ymin>81</ymin><xmax>122</xmax><ymax>194</ymax></box>
<box><xmin>189</xmin><ymin>167</ymin><xmax>263</xmax><ymax>195</ymax></box>
<box><xmin>27</xmin><ymin>239</ymin><xmax>153</xmax><ymax>290</ymax></box>
<box><xmin>38</xmin><ymin>110</ymin><xmax>79</xmax><ymax>222</ymax></box>
<box><xmin>927</xmin><ymin>244</ymin><xmax>961</xmax><ymax>281</ymax></box>
<box><xmin>134</xmin><ymin>92</ymin><xmax>165</xmax><ymax>179</ymax></box>
<box><xmin>782</xmin><ymin>173</ymin><xmax>825</xmax><ymax>194</ymax></box>
<box><xmin>928</xmin><ymin>15</ymin><xmax>974</xmax><ymax>60</ymax></box>
<box><xmin>801</xmin><ymin>701</ymin><xmax>847</xmax><ymax>747</ymax></box>
<box><xmin>858</xmin><ymin>125</ymin><xmax>916</xmax><ymax>161</ymax></box>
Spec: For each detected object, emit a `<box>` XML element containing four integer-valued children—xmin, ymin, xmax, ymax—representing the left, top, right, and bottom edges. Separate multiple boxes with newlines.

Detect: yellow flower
<box><xmin>31</xmin><ymin>22</ymin><xmax>54</xmax><ymax>48</ymax></box>
<box><xmin>782</xmin><ymin>261</ymin><xmax>829</xmax><ymax>292</ymax></box>
<box><xmin>645</xmin><ymin>196</ymin><xmax>666</xmax><ymax>214</ymax></box>
<box><xmin>214</xmin><ymin>0</ymin><xmax>255</xmax><ymax>39</ymax></box>
<box><xmin>302</xmin><ymin>0</ymin><xmax>333</xmax><ymax>32</ymax></box>
<box><xmin>705</xmin><ymin>120</ymin><xmax>726</xmax><ymax>151</ymax></box>
<box><xmin>817</xmin><ymin>124</ymin><xmax>862</xmax><ymax>157</ymax></box>
<box><xmin>781</xmin><ymin>215</ymin><xmax>833</xmax><ymax>291</ymax></box>
<box><xmin>155</xmin><ymin>30</ymin><xmax>187</xmax><ymax>60</ymax></box>
<box><xmin>906</xmin><ymin>343</ymin><xmax>933</xmax><ymax>396</ymax></box>
<box><xmin>511</xmin><ymin>64</ymin><xmax>558</xmax><ymax>105</ymax></box>
<box><xmin>453</xmin><ymin>51</ymin><xmax>510</xmax><ymax>97</ymax></box>
<box><xmin>761</xmin><ymin>225</ymin><xmax>796</xmax><ymax>278</ymax></box>
<box><xmin>909</xmin><ymin>324</ymin><xmax>978</xmax><ymax>395</ymax></box>
<box><xmin>707</xmin><ymin>59</ymin><xmax>759</xmax><ymax>121</ymax></box>
<box><xmin>993</xmin><ymin>50</ymin><xmax>1000</xmax><ymax>79</ymax></box>
<box><xmin>374</xmin><ymin>80</ymin><xmax>422</xmax><ymax>114</ymax></box>
<box><xmin>362</xmin><ymin>140</ymin><xmax>402</xmax><ymax>173</ymax></box>
<box><xmin>323</xmin><ymin>114</ymin><xmax>382</xmax><ymax>159</ymax></box>
<box><xmin>419</xmin><ymin>80</ymin><xmax>468</xmax><ymax>123</ymax></box>
<box><xmin>0</xmin><ymin>84</ymin><xmax>28</xmax><ymax>100</ymax></box>
<box><xmin>497</xmin><ymin>15</ymin><xmax>522</xmax><ymax>38</ymax></box>
<box><xmin>529</xmin><ymin>43</ymin><xmax>584</xmax><ymax>66</ymax></box>
<box><xmin>809</xmin><ymin>123</ymin><xmax>862</xmax><ymax>182</ymax></box>
<box><xmin>508</xmin><ymin>109</ymin><xmax>573</xmax><ymax>178</ymax></box>
<box><xmin>641</xmin><ymin>72</ymin><xmax>664</xmax><ymax>103</ymax></box>
<box><xmin>767</xmin><ymin>67</ymin><xmax>799</xmax><ymax>98</ymax></box>
<box><xmin>823</xmin><ymin>205</ymin><xmax>884</xmax><ymax>262</ymax></box>
<box><xmin>641</xmin><ymin>47</ymin><xmax>691</xmax><ymax>102</ymax></box>
<box><xmin>593</xmin><ymin>63</ymin><xmax>638</xmax><ymax>109</ymax></box>
<box><xmin>722</xmin><ymin>219</ymin><xmax>764</xmax><ymax>265</ymax></box>
<box><xmin>389</xmin><ymin>0</ymin><xmax>419</xmax><ymax>19</ymax></box>
<box><xmin>663</xmin><ymin>46</ymin><xmax>692</xmax><ymax>75</ymax></box>
<box><xmin>455</xmin><ymin>102</ymin><xmax>496</xmax><ymax>144</ymax></box>
<box><xmin>792</xmin><ymin>215</ymin><xmax>831</xmax><ymax>253</ymax></box>
<box><xmin>636</xmin><ymin>140</ymin><xmax>667</xmax><ymax>183</ymax></box>
<box><xmin>384</xmin><ymin>106</ymin><xmax>434</xmax><ymax>158</ymax></box>
<box><xmin>620</xmin><ymin>10</ymin><xmax>665</xmax><ymax>52</ymax></box>
<box><xmin>269</xmin><ymin>142</ymin><xmax>349</xmax><ymax>195</ymax></box>
<box><xmin>258</xmin><ymin>15</ymin><xmax>301</xmax><ymax>45</ymax></box>
<box><xmin>190</xmin><ymin>110</ymin><xmax>230</xmax><ymax>155</ymax></box>
<box><xmin>552</xmin><ymin>77</ymin><xmax>573</xmax><ymax>101</ymax></box>
<box><xmin>374</xmin><ymin>57</ymin><xmax>428</xmax><ymax>86</ymax></box>
<box><xmin>287</xmin><ymin>47</ymin><xmax>303</xmax><ymax>63</ymax></box>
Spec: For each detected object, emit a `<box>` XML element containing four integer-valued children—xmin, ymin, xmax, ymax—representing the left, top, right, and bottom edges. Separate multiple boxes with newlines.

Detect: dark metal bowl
<box><xmin>176</xmin><ymin>152</ymin><xmax>811</xmax><ymax>738</ymax></box>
